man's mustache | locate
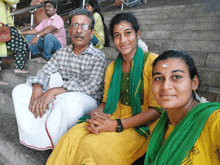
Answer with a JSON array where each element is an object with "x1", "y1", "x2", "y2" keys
[{"x1": 74, "y1": 34, "x2": 84, "y2": 39}]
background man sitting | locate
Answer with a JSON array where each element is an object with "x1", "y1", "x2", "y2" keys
[
  {"x1": 22, "y1": 1, "x2": 66, "y2": 63},
  {"x1": 12, "y1": 8, "x2": 106, "y2": 150}
]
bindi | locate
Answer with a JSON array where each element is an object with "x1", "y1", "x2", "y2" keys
[
  {"x1": 162, "y1": 64, "x2": 168, "y2": 68},
  {"x1": 118, "y1": 26, "x2": 123, "y2": 30}
]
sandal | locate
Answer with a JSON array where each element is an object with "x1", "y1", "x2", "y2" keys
[
  {"x1": 0, "y1": 81, "x2": 9, "y2": 85},
  {"x1": 14, "y1": 69, "x2": 29, "y2": 74}
]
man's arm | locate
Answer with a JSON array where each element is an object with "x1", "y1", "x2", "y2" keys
[
  {"x1": 22, "y1": 25, "x2": 57, "y2": 45},
  {"x1": 21, "y1": 28, "x2": 38, "y2": 35},
  {"x1": 34, "y1": 25, "x2": 57, "y2": 37}
]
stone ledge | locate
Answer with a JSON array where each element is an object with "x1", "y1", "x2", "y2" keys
[{"x1": 0, "y1": 112, "x2": 51, "y2": 165}]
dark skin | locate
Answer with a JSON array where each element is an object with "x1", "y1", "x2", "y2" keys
[{"x1": 85, "y1": 21, "x2": 161, "y2": 135}]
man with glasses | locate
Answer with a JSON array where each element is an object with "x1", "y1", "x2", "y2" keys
[
  {"x1": 13, "y1": 8, "x2": 106, "y2": 150},
  {"x1": 21, "y1": 1, "x2": 66, "y2": 63}
]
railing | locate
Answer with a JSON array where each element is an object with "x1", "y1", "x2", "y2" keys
[
  {"x1": 101, "y1": 0, "x2": 142, "y2": 12},
  {"x1": 11, "y1": 1, "x2": 74, "y2": 32},
  {"x1": 10, "y1": 1, "x2": 74, "y2": 59},
  {"x1": 11, "y1": 4, "x2": 44, "y2": 31}
]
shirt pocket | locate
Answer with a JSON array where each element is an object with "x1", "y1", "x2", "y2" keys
[{"x1": 80, "y1": 64, "x2": 90, "y2": 81}]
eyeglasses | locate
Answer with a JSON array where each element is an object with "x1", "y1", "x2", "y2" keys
[
  {"x1": 70, "y1": 23, "x2": 91, "y2": 31},
  {"x1": 44, "y1": 5, "x2": 53, "y2": 8}
]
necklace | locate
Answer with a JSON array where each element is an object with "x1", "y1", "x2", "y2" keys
[
  {"x1": 169, "y1": 100, "x2": 197, "y2": 127},
  {"x1": 123, "y1": 55, "x2": 134, "y2": 61}
]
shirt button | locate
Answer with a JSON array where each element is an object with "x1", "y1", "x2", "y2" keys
[
  {"x1": 126, "y1": 89, "x2": 128, "y2": 92},
  {"x1": 126, "y1": 102, "x2": 128, "y2": 105},
  {"x1": 127, "y1": 77, "x2": 129, "y2": 80}
]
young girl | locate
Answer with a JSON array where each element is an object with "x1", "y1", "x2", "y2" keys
[
  {"x1": 46, "y1": 12, "x2": 162, "y2": 165},
  {"x1": 145, "y1": 50, "x2": 220, "y2": 164}
]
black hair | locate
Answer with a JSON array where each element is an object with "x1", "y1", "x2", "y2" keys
[
  {"x1": 87, "y1": 0, "x2": 104, "y2": 22},
  {"x1": 109, "y1": 12, "x2": 140, "y2": 39},
  {"x1": 68, "y1": 8, "x2": 95, "y2": 30},
  {"x1": 44, "y1": 1, "x2": 57, "y2": 9},
  {"x1": 153, "y1": 50, "x2": 198, "y2": 80}
]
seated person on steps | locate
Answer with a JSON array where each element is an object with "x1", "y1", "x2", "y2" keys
[
  {"x1": 12, "y1": 8, "x2": 106, "y2": 151},
  {"x1": 21, "y1": 1, "x2": 66, "y2": 63}
]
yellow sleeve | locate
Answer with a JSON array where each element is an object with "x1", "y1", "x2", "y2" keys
[
  {"x1": 207, "y1": 109, "x2": 220, "y2": 152},
  {"x1": 182, "y1": 109, "x2": 220, "y2": 165},
  {"x1": 93, "y1": 12, "x2": 105, "y2": 49},
  {"x1": 143, "y1": 52, "x2": 161, "y2": 109},
  {"x1": 102, "y1": 61, "x2": 115, "y2": 103}
]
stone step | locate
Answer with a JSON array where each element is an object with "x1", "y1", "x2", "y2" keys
[
  {"x1": 141, "y1": 30, "x2": 220, "y2": 41},
  {"x1": 0, "y1": 85, "x2": 14, "y2": 114},
  {"x1": 0, "y1": 110, "x2": 51, "y2": 165},
  {"x1": 104, "y1": 2, "x2": 220, "y2": 17},
  {"x1": 140, "y1": 22, "x2": 220, "y2": 31},
  {"x1": 104, "y1": 4, "x2": 220, "y2": 23},
  {"x1": 144, "y1": 39, "x2": 220, "y2": 53}
]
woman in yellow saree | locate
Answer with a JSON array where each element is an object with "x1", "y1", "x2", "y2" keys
[{"x1": 47, "y1": 12, "x2": 162, "y2": 165}]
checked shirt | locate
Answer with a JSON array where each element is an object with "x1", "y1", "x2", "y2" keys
[{"x1": 27, "y1": 43, "x2": 106, "y2": 104}]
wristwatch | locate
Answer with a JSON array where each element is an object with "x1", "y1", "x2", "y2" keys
[
  {"x1": 115, "y1": 118, "x2": 124, "y2": 133},
  {"x1": 36, "y1": 34, "x2": 40, "y2": 38}
]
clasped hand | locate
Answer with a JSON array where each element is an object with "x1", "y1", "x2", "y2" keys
[
  {"x1": 29, "y1": 89, "x2": 55, "y2": 118},
  {"x1": 85, "y1": 112, "x2": 117, "y2": 135}
]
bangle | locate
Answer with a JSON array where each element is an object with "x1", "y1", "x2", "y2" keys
[{"x1": 33, "y1": 85, "x2": 42, "y2": 88}]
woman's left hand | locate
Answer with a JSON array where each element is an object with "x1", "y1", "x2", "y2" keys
[{"x1": 85, "y1": 112, "x2": 117, "y2": 135}]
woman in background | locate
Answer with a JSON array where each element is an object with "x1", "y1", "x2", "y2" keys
[
  {"x1": 86, "y1": 0, "x2": 106, "y2": 49},
  {"x1": 0, "y1": 0, "x2": 28, "y2": 80}
]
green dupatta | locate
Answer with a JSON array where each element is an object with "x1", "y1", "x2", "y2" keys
[
  {"x1": 78, "y1": 46, "x2": 150, "y2": 137},
  {"x1": 144, "y1": 102, "x2": 220, "y2": 165}
]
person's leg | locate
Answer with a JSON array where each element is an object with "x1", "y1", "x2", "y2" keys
[
  {"x1": 46, "y1": 122, "x2": 90, "y2": 165},
  {"x1": 6, "y1": 27, "x2": 28, "y2": 72},
  {"x1": 46, "y1": 92, "x2": 97, "y2": 146},
  {"x1": 26, "y1": 34, "x2": 44, "y2": 57},
  {"x1": 12, "y1": 84, "x2": 54, "y2": 150},
  {"x1": 0, "y1": 57, "x2": 9, "y2": 84},
  {"x1": 42, "y1": 33, "x2": 62, "y2": 60},
  {"x1": 90, "y1": 34, "x2": 99, "y2": 46},
  {"x1": 0, "y1": 57, "x2": 2, "y2": 71}
]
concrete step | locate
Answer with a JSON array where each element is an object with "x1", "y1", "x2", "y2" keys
[
  {"x1": 0, "y1": 85, "x2": 14, "y2": 114},
  {"x1": 144, "y1": 39, "x2": 220, "y2": 53},
  {"x1": 141, "y1": 30, "x2": 220, "y2": 41},
  {"x1": 104, "y1": 3, "x2": 220, "y2": 23},
  {"x1": 0, "y1": 111, "x2": 51, "y2": 165}
]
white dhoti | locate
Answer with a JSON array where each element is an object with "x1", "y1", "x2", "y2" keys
[{"x1": 12, "y1": 73, "x2": 97, "y2": 150}]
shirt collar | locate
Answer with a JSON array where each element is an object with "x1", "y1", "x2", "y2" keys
[
  {"x1": 50, "y1": 14, "x2": 57, "y2": 20},
  {"x1": 68, "y1": 43, "x2": 95, "y2": 56}
]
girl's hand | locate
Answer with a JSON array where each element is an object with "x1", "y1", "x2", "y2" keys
[{"x1": 85, "y1": 112, "x2": 116, "y2": 134}]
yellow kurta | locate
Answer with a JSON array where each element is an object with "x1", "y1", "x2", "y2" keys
[
  {"x1": 0, "y1": 0, "x2": 18, "y2": 57},
  {"x1": 46, "y1": 52, "x2": 161, "y2": 165},
  {"x1": 151, "y1": 109, "x2": 220, "y2": 164},
  {"x1": 93, "y1": 12, "x2": 105, "y2": 50}
]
